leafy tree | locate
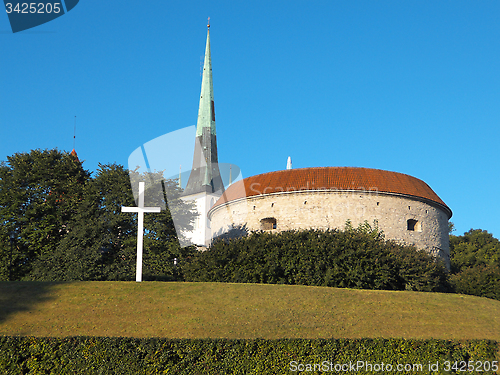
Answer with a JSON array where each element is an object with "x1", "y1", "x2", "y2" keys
[
  {"x1": 450, "y1": 229, "x2": 500, "y2": 273},
  {"x1": 448, "y1": 221, "x2": 455, "y2": 234},
  {"x1": 448, "y1": 229, "x2": 500, "y2": 300},
  {"x1": 29, "y1": 164, "x2": 196, "y2": 281},
  {"x1": 28, "y1": 163, "x2": 135, "y2": 280},
  {"x1": 0, "y1": 149, "x2": 89, "y2": 280}
]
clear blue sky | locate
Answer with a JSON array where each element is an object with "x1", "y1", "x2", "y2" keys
[{"x1": 1, "y1": 1, "x2": 499, "y2": 238}]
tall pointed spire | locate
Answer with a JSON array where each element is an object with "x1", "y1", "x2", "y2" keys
[
  {"x1": 183, "y1": 21, "x2": 224, "y2": 196},
  {"x1": 195, "y1": 19, "x2": 216, "y2": 139}
]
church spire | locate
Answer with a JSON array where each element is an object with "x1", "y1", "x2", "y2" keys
[
  {"x1": 196, "y1": 20, "x2": 216, "y2": 139},
  {"x1": 183, "y1": 21, "x2": 224, "y2": 196}
]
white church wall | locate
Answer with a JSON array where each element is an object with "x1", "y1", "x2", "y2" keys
[{"x1": 182, "y1": 191, "x2": 223, "y2": 247}]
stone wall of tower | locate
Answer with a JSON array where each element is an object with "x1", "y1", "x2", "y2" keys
[{"x1": 208, "y1": 190, "x2": 450, "y2": 268}]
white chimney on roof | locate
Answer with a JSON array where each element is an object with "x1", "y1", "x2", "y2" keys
[{"x1": 286, "y1": 156, "x2": 292, "y2": 170}]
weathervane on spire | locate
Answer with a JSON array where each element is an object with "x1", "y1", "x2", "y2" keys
[{"x1": 207, "y1": 17, "x2": 210, "y2": 29}]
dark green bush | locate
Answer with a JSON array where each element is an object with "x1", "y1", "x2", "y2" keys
[
  {"x1": 450, "y1": 264, "x2": 500, "y2": 300},
  {"x1": 183, "y1": 225, "x2": 450, "y2": 292}
]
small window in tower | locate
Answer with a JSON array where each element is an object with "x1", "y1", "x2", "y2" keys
[
  {"x1": 271, "y1": 203, "x2": 274, "y2": 208},
  {"x1": 407, "y1": 219, "x2": 422, "y2": 232},
  {"x1": 253, "y1": 206, "x2": 256, "y2": 210},
  {"x1": 376, "y1": 202, "x2": 380, "y2": 206},
  {"x1": 408, "y1": 206, "x2": 411, "y2": 210},
  {"x1": 260, "y1": 217, "x2": 277, "y2": 230},
  {"x1": 304, "y1": 201, "x2": 307, "y2": 205}
]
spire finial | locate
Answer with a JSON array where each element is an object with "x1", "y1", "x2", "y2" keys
[{"x1": 207, "y1": 17, "x2": 210, "y2": 29}]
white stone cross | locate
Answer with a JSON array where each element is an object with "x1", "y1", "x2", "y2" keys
[{"x1": 121, "y1": 181, "x2": 161, "y2": 282}]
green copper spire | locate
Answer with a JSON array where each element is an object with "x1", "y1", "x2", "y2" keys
[
  {"x1": 196, "y1": 24, "x2": 216, "y2": 137},
  {"x1": 183, "y1": 21, "x2": 225, "y2": 196}
]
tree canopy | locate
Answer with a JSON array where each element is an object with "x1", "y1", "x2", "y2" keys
[
  {"x1": 0, "y1": 149, "x2": 89, "y2": 279},
  {"x1": 449, "y1": 229, "x2": 500, "y2": 301},
  {"x1": 450, "y1": 229, "x2": 500, "y2": 272},
  {"x1": 0, "y1": 149, "x2": 196, "y2": 281}
]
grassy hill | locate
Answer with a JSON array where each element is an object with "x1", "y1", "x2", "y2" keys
[{"x1": 1, "y1": 281, "x2": 499, "y2": 340}]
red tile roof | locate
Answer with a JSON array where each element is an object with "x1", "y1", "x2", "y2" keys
[{"x1": 213, "y1": 167, "x2": 451, "y2": 217}]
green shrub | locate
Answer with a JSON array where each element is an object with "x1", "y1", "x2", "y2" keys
[{"x1": 183, "y1": 225, "x2": 450, "y2": 292}]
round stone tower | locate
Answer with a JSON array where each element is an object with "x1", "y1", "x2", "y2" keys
[{"x1": 208, "y1": 167, "x2": 452, "y2": 268}]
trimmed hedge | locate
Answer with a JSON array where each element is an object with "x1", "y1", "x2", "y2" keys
[{"x1": 0, "y1": 337, "x2": 498, "y2": 374}]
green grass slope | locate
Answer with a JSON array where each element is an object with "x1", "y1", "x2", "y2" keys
[{"x1": 1, "y1": 281, "x2": 499, "y2": 340}]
